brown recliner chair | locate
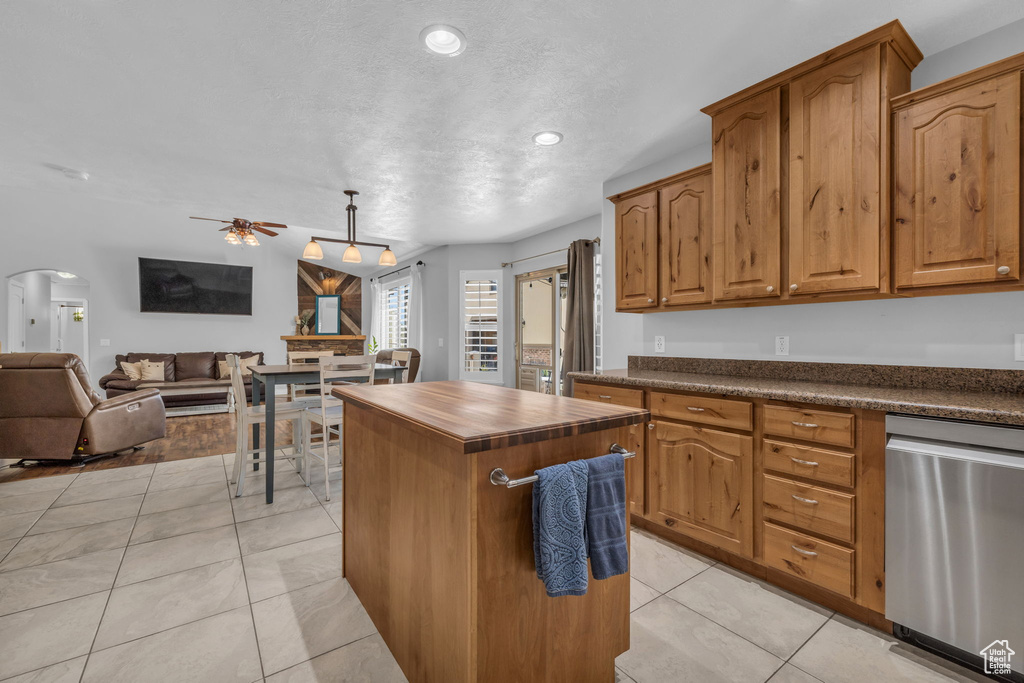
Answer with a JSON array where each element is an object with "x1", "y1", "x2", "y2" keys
[{"x1": 0, "y1": 353, "x2": 166, "y2": 461}]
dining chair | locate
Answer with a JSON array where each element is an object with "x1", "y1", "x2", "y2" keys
[
  {"x1": 389, "y1": 350, "x2": 412, "y2": 383},
  {"x1": 287, "y1": 350, "x2": 334, "y2": 401},
  {"x1": 226, "y1": 354, "x2": 305, "y2": 497},
  {"x1": 301, "y1": 354, "x2": 377, "y2": 501}
]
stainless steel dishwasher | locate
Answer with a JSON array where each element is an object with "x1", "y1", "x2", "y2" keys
[{"x1": 886, "y1": 415, "x2": 1024, "y2": 681}]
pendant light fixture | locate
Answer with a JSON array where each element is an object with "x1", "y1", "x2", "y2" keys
[{"x1": 300, "y1": 190, "x2": 396, "y2": 266}]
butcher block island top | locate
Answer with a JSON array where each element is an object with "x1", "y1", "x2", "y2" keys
[
  {"x1": 332, "y1": 379, "x2": 648, "y2": 453},
  {"x1": 332, "y1": 380, "x2": 648, "y2": 683}
]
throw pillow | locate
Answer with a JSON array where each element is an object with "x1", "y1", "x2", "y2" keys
[
  {"x1": 218, "y1": 355, "x2": 259, "y2": 380},
  {"x1": 120, "y1": 361, "x2": 143, "y2": 380},
  {"x1": 140, "y1": 360, "x2": 165, "y2": 382}
]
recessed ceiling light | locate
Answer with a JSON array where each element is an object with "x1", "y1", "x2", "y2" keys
[
  {"x1": 532, "y1": 131, "x2": 563, "y2": 146},
  {"x1": 56, "y1": 272, "x2": 77, "y2": 279},
  {"x1": 419, "y1": 24, "x2": 467, "y2": 56}
]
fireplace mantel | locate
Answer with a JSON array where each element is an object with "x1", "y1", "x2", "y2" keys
[{"x1": 281, "y1": 335, "x2": 366, "y2": 355}]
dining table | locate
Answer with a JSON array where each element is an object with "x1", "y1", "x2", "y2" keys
[{"x1": 250, "y1": 362, "x2": 406, "y2": 503}]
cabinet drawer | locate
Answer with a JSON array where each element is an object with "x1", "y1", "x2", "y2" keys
[
  {"x1": 573, "y1": 383, "x2": 644, "y2": 409},
  {"x1": 763, "y1": 406, "x2": 855, "y2": 447},
  {"x1": 651, "y1": 392, "x2": 752, "y2": 431},
  {"x1": 763, "y1": 475, "x2": 855, "y2": 543},
  {"x1": 764, "y1": 523, "x2": 855, "y2": 598},
  {"x1": 763, "y1": 440, "x2": 855, "y2": 488}
]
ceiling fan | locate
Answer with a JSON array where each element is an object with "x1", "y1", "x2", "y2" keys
[{"x1": 189, "y1": 216, "x2": 288, "y2": 247}]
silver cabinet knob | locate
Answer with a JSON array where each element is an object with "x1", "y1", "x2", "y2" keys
[
  {"x1": 648, "y1": 423, "x2": 655, "y2": 430},
  {"x1": 790, "y1": 284, "x2": 799, "y2": 292},
  {"x1": 647, "y1": 298, "x2": 654, "y2": 303},
  {"x1": 766, "y1": 285, "x2": 774, "y2": 293},
  {"x1": 997, "y1": 266, "x2": 1011, "y2": 275},
  {"x1": 661, "y1": 297, "x2": 668, "y2": 303}
]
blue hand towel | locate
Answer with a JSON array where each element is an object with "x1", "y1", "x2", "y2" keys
[
  {"x1": 585, "y1": 453, "x2": 629, "y2": 580},
  {"x1": 532, "y1": 460, "x2": 589, "y2": 597}
]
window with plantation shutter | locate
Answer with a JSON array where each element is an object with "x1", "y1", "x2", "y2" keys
[
  {"x1": 460, "y1": 270, "x2": 502, "y2": 382},
  {"x1": 379, "y1": 277, "x2": 411, "y2": 350}
]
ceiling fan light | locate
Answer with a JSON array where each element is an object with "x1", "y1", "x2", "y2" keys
[
  {"x1": 378, "y1": 248, "x2": 397, "y2": 267},
  {"x1": 225, "y1": 231, "x2": 241, "y2": 245},
  {"x1": 342, "y1": 244, "x2": 362, "y2": 263},
  {"x1": 302, "y1": 239, "x2": 324, "y2": 260},
  {"x1": 244, "y1": 233, "x2": 259, "y2": 246}
]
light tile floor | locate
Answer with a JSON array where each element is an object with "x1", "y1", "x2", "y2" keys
[{"x1": 0, "y1": 456, "x2": 988, "y2": 683}]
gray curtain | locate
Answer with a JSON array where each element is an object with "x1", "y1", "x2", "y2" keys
[{"x1": 561, "y1": 239, "x2": 596, "y2": 394}]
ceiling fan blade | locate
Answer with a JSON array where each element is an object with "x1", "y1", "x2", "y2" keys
[
  {"x1": 253, "y1": 221, "x2": 287, "y2": 229},
  {"x1": 219, "y1": 226, "x2": 233, "y2": 231},
  {"x1": 253, "y1": 227, "x2": 279, "y2": 237},
  {"x1": 190, "y1": 216, "x2": 232, "y2": 223}
]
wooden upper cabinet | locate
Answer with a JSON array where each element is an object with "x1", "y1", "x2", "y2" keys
[
  {"x1": 650, "y1": 421, "x2": 753, "y2": 558},
  {"x1": 710, "y1": 88, "x2": 783, "y2": 301},
  {"x1": 892, "y1": 69, "x2": 1022, "y2": 289},
  {"x1": 659, "y1": 166, "x2": 713, "y2": 306},
  {"x1": 788, "y1": 49, "x2": 883, "y2": 294},
  {"x1": 614, "y1": 190, "x2": 659, "y2": 309}
]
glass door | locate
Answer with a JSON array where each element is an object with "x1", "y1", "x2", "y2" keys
[{"x1": 515, "y1": 267, "x2": 566, "y2": 395}]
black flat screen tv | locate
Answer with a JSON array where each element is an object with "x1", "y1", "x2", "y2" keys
[{"x1": 139, "y1": 257, "x2": 253, "y2": 315}]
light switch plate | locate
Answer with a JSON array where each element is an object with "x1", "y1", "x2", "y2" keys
[
  {"x1": 1015, "y1": 334, "x2": 1024, "y2": 361},
  {"x1": 438, "y1": 337, "x2": 444, "y2": 348},
  {"x1": 654, "y1": 336, "x2": 666, "y2": 353},
  {"x1": 775, "y1": 336, "x2": 790, "y2": 356},
  {"x1": 99, "y1": 339, "x2": 111, "y2": 347}
]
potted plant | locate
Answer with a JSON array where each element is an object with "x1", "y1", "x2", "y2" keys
[
  {"x1": 367, "y1": 336, "x2": 379, "y2": 354},
  {"x1": 297, "y1": 309, "x2": 315, "y2": 336}
]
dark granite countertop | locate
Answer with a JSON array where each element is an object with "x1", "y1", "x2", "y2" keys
[{"x1": 568, "y1": 360, "x2": 1024, "y2": 427}]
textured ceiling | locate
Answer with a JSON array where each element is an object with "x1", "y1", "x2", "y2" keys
[{"x1": 2, "y1": 0, "x2": 1022, "y2": 259}]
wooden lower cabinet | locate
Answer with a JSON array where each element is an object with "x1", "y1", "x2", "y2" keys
[
  {"x1": 635, "y1": 389, "x2": 886, "y2": 627},
  {"x1": 573, "y1": 382, "x2": 647, "y2": 515},
  {"x1": 649, "y1": 421, "x2": 753, "y2": 559}
]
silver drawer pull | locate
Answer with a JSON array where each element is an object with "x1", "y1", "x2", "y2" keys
[
  {"x1": 790, "y1": 457, "x2": 819, "y2": 466},
  {"x1": 687, "y1": 406, "x2": 706, "y2": 412},
  {"x1": 791, "y1": 545, "x2": 818, "y2": 557},
  {"x1": 791, "y1": 421, "x2": 819, "y2": 428},
  {"x1": 598, "y1": 395, "x2": 612, "y2": 399},
  {"x1": 792, "y1": 495, "x2": 819, "y2": 505}
]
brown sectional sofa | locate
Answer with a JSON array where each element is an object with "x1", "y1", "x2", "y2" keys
[{"x1": 99, "y1": 351, "x2": 264, "y2": 408}]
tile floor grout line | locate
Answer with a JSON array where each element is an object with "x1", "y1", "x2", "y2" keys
[
  {"x1": 227, "y1": 468, "x2": 268, "y2": 683},
  {"x1": 0, "y1": 584, "x2": 116, "y2": 621},
  {"x1": 657, "y1": 590, "x2": 787, "y2": 665},
  {"x1": 78, "y1": 466, "x2": 155, "y2": 683},
  {"x1": 0, "y1": 544, "x2": 129, "y2": 577},
  {"x1": 784, "y1": 612, "x2": 833, "y2": 664}
]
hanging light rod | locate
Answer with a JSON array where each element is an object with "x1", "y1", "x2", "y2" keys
[{"x1": 301, "y1": 189, "x2": 397, "y2": 266}]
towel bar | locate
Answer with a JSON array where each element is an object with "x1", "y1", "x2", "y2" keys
[{"x1": 488, "y1": 444, "x2": 635, "y2": 488}]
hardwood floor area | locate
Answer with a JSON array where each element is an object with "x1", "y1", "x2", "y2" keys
[{"x1": 0, "y1": 411, "x2": 298, "y2": 484}]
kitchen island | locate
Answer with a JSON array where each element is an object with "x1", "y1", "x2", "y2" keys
[{"x1": 331, "y1": 380, "x2": 649, "y2": 683}]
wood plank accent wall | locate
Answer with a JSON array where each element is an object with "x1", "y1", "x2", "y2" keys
[{"x1": 296, "y1": 260, "x2": 361, "y2": 335}]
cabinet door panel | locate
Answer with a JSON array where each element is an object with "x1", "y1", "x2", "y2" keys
[
  {"x1": 712, "y1": 89, "x2": 782, "y2": 301},
  {"x1": 659, "y1": 171, "x2": 712, "y2": 305},
  {"x1": 789, "y1": 49, "x2": 881, "y2": 294},
  {"x1": 650, "y1": 421, "x2": 753, "y2": 558},
  {"x1": 894, "y1": 72, "x2": 1021, "y2": 288},
  {"x1": 615, "y1": 191, "x2": 659, "y2": 309}
]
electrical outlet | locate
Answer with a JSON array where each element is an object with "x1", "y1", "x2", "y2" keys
[
  {"x1": 1015, "y1": 334, "x2": 1024, "y2": 361},
  {"x1": 99, "y1": 339, "x2": 111, "y2": 347},
  {"x1": 654, "y1": 336, "x2": 666, "y2": 353},
  {"x1": 775, "y1": 336, "x2": 790, "y2": 356}
]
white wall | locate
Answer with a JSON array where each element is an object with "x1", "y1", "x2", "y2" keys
[
  {"x1": 0, "y1": 187, "x2": 299, "y2": 384},
  {"x1": 10, "y1": 271, "x2": 52, "y2": 352},
  {"x1": 600, "y1": 21, "x2": 1024, "y2": 371}
]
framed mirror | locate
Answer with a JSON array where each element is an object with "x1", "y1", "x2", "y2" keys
[{"x1": 315, "y1": 295, "x2": 341, "y2": 335}]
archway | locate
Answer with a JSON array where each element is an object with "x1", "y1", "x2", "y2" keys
[{"x1": 5, "y1": 270, "x2": 91, "y2": 364}]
